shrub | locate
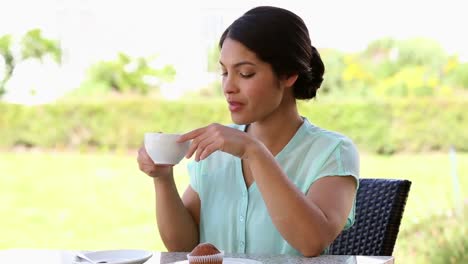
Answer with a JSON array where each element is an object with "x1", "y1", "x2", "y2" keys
[
  {"x1": 397, "y1": 204, "x2": 468, "y2": 264},
  {"x1": 0, "y1": 98, "x2": 466, "y2": 154}
]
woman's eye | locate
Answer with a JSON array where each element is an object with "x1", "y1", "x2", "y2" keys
[
  {"x1": 220, "y1": 71, "x2": 227, "y2": 77},
  {"x1": 240, "y1": 72, "x2": 255, "y2": 78}
]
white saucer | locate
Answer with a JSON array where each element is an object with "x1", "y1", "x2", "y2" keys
[
  {"x1": 172, "y1": 257, "x2": 262, "y2": 264},
  {"x1": 76, "y1": 249, "x2": 153, "y2": 264}
]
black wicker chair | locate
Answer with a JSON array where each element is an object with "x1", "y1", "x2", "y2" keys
[{"x1": 328, "y1": 178, "x2": 411, "y2": 256}]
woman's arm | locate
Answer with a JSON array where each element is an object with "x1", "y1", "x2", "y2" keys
[
  {"x1": 137, "y1": 147, "x2": 199, "y2": 251},
  {"x1": 153, "y1": 176, "x2": 200, "y2": 251},
  {"x1": 245, "y1": 143, "x2": 356, "y2": 256}
]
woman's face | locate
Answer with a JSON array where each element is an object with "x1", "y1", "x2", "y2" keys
[{"x1": 220, "y1": 38, "x2": 289, "y2": 125}]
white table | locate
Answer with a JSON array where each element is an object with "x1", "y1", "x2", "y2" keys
[{"x1": 0, "y1": 249, "x2": 395, "y2": 264}]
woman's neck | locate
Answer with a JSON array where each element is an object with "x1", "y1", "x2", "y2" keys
[{"x1": 248, "y1": 103, "x2": 303, "y2": 156}]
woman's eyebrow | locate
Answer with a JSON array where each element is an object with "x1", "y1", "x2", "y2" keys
[{"x1": 219, "y1": 61, "x2": 256, "y2": 68}]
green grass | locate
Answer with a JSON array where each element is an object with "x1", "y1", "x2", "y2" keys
[
  {"x1": 1, "y1": 151, "x2": 467, "y2": 262},
  {"x1": 0, "y1": 151, "x2": 190, "y2": 250}
]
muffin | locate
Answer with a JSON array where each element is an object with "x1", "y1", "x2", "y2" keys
[{"x1": 187, "y1": 242, "x2": 224, "y2": 264}]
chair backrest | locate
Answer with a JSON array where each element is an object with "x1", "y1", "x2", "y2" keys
[{"x1": 328, "y1": 178, "x2": 411, "y2": 256}]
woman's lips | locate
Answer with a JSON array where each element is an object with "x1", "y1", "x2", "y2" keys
[{"x1": 228, "y1": 101, "x2": 244, "y2": 112}]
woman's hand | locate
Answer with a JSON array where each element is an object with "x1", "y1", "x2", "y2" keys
[
  {"x1": 137, "y1": 146, "x2": 173, "y2": 178},
  {"x1": 178, "y1": 123, "x2": 258, "y2": 161}
]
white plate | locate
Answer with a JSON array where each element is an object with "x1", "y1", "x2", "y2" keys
[
  {"x1": 172, "y1": 257, "x2": 262, "y2": 264},
  {"x1": 76, "y1": 249, "x2": 153, "y2": 264}
]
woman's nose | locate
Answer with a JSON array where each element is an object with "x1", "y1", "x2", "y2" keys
[{"x1": 223, "y1": 76, "x2": 239, "y2": 94}]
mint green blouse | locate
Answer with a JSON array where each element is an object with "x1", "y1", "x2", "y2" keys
[{"x1": 187, "y1": 118, "x2": 360, "y2": 255}]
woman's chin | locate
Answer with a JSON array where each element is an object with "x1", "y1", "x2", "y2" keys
[{"x1": 231, "y1": 114, "x2": 251, "y2": 125}]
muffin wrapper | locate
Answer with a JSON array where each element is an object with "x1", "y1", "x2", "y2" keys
[{"x1": 187, "y1": 250, "x2": 224, "y2": 263}]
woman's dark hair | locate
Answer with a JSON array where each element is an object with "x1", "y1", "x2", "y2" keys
[{"x1": 219, "y1": 6, "x2": 325, "y2": 99}]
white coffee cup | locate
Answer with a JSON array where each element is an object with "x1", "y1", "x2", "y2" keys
[{"x1": 144, "y1": 133, "x2": 190, "y2": 165}]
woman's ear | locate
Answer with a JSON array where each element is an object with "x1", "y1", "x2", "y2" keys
[{"x1": 281, "y1": 74, "x2": 298, "y2": 89}]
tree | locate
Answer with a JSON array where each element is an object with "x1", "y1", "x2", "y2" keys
[
  {"x1": 0, "y1": 29, "x2": 61, "y2": 97},
  {"x1": 85, "y1": 53, "x2": 176, "y2": 94},
  {"x1": 0, "y1": 35, "x2": 14, "y2": 96}
]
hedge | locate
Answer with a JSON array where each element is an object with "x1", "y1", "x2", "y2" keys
[
  {"x1": 1, "y1": 98, "x2": 466, "y2": 154},
  {"x1": 396, "y1": 205, "x2": 468, "y2": 264}
]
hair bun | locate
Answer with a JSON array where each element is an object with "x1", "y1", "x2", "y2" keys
[
  {"x1": 310, "y1": 46, "x2": 324, "y2": 88},
  {"x1": 293, "y1": 46, "x2": 324, "y2": 99}
]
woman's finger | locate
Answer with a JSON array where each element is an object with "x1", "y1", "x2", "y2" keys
[
  {"x1": 186, "y1": 130, "x2": 212, "y2": 159},
  {"x1": 178, "y1": 127, "x2": 205, "y2": 142},
  {"x1": 193, "y1": 135, "x2": 215, "y2": 161},
  {"x1": 137, "y1": 147, "x2": 145, "y2": 163},
  {"x1": 138, "y1": 146, "x2": 150, "y2": 158},
  {"x1": 199, "y1": 140, "x2": 222, "y2": 161}
]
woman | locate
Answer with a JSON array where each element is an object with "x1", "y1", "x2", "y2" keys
[{"x1": 137, "y1": 6, "x2": 359, "y2": 257}]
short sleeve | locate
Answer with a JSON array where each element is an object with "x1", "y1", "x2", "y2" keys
[{"x1": 317, "y1": 137, "x2": 360, "y2": 182}]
